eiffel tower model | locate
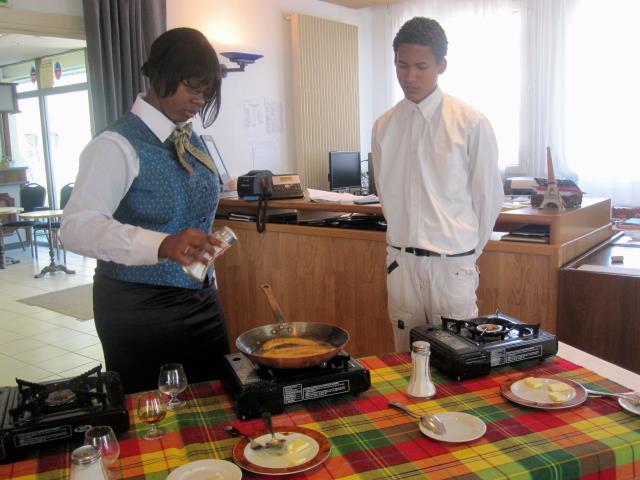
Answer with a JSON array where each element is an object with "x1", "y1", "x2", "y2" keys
[{"x1": 539, "y1": 147, "x2": 564, "y2": 210}]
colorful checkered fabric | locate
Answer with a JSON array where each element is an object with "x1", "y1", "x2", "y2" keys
[{"x1": 2, "y1": 354, "x2": 640, "y2": 479}]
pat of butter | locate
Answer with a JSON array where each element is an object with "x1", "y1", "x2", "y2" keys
[
  {"x1": 288, "y1": 438, "x2": 310, "y2": 454},
  {"x1": 548, "y1": 382, "x2": 571, "y2": 392},
  {"x1": 524, "y1": 377, "x2": 543, "y2": 389},
  {"x1": 285, "y1": 451, "x2": 308, "y2": 465},
  {"x1": 548, "y1": 391, "x2": 568, "y2": 402}
]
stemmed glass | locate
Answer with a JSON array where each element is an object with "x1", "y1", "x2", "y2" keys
[
  {"x1": 136, "y1": 391, "x2": 167, "y2": 440},
  {"x1": 158, "y1": 363, "x2": 188, "y2": 409},
  {"x1": 83, "y1": 425, "x2": 120, "y2": 477}
]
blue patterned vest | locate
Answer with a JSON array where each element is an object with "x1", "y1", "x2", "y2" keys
[{"x1": 96, "y1": 113, "x2": 220, "y2": 289}]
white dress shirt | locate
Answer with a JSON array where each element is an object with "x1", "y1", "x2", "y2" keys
[
  {"x1": 60, "y1": 95, "x2": 186, "y2": 266},
  {"x1": 371, "y1": 87, "x2": 503, "y2": 257}
]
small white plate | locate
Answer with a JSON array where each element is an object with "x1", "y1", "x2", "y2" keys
[
  {"x1": 418, "y1": 412, "x2": 486, "y2": 443},
  {"x1": 244, "y1": 432, "x2": 319, "y2": 469},
  {"x1": 511, "y1": 377, "x2": 577, "y2": 403},
  {"x1": 619, "y1": 397, "x2": 640, "y2": 415},
  {"x1": 167, "y1": 459, "x2": 242, "y2": 480}
]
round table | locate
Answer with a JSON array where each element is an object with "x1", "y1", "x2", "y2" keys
[
  {"x1": 19, "y1": 209, "x2": 75, "y2": 278},
  {"x1": 0, "y1": 206, "x2": 24, "y2": 269}
]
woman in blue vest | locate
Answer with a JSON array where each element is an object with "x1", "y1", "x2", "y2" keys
[{"x1": 61, "y1": 28, "x2": 230, "y2": 394}]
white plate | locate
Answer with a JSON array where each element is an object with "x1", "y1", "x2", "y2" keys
[
  {"x1": 511, "y1": 377, "x2": 577, "y2": 403},
  {"x1": 244, "y1": 432, "x2": 319, "y2": 469},
  {"x1": 619, "y1": 397, "x2": 640, "y2": 415},
  {"x1": 418, "y1": 412, "x2": 486, "y2": 443},
  {"x1": 232, "y1": 425, "x2": 331, "y2": 476},
  {"x1": 167, "y1": 459, "x2": 242, "y2": 480},
  {"x1": 501, "y1": 376, "x2": 588, "y2": 410}
]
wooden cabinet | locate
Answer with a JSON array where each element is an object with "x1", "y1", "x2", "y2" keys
[
  {"x1": 558, "y1": 233, "x2": 640, "y2": 374},
  {"x1": 215, "y1": 196, "x2": 613, "y2": 356}
]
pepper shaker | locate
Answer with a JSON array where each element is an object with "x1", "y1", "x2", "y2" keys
[
  {"x1": 183, "y1": 226, "x2": 238, "y2": 281},
  {"x1": 406, "y1": 340, "x2": 436, "y2": 399}
]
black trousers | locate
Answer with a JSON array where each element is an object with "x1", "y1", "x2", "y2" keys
[{"x1": 93, "y1": 273, "x2": 230, "y2": 394}]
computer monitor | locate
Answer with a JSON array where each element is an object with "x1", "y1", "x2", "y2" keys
[
  {"x1": 200, "y1": 135, "x2": 232, "y2": 187},
  {"x1": 328, "y1": 151, "x2": 361, "y2": 191}
]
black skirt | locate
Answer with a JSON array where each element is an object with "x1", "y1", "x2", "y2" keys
[{"x1": 92, "y1": 273, "x2": 230, "y2": 394}]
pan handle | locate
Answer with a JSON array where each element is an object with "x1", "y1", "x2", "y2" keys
[{"x1": 260, "y1": 284, "x2": 286, "y2": 324}]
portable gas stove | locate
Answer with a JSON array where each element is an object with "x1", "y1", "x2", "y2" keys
[
  {"x1": 410, "y1": 312, "x2": 558, "y2": 380},
  {"x1": 0, "y1": 365, "x2": 130, "y2": 463},
  {"x1": 222, "y1": 351, "x2": 371, "y2": 419}
]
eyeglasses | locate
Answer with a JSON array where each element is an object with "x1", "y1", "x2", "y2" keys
[{"x1": 181, "y1": 80, "x2": 214, "y2": 100}]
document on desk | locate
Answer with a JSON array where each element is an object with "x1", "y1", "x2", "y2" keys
[{"x1": 307, "y1": 189, "x2": 378, "y2": 205}]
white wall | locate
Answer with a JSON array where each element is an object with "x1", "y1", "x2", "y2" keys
[
  {"x1": 9, "y1": 0, "x2": 83, "y2": 16},
  {"x1": 167, "y1": 0, "x2": 373, "y2": 178}
]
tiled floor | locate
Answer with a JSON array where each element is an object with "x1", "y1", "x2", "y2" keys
[
  {"x1": 1, "y1": 243, "x2": 640, "y2": 393},
  {"x1": 0, "y1": 245, "x2": 102, "y2": 386}
]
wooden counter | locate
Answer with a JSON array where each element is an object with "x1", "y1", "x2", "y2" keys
[{"x1": 214, "y1": 196, "x2": 613, "y2": 356}]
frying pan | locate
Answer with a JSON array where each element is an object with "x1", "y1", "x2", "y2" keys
[{"x1": 235, "y1": 284, "x2": 350, "y2": 369}]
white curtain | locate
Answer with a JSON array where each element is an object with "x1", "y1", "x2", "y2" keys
[
  {"x1": 564, "y1": 0, "x2": 640, "y2": 206},
  {"x1": 385, "y1": 0, "x2": 640, "y2": 206}
]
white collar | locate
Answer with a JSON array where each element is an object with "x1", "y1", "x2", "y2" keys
[{"x1": 130, "y1": 94, "x2": 190, "y2": 142}]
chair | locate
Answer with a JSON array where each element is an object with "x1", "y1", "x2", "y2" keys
[
  {"x1": 1, "y1": 183, "x2": 47, "y2": 257},
  {"x1": 22, "y1": 183, "x2": 49, "y2": 258},
  {"x1": 49, "y1": 183, "x2": 74, "y2": 262},
  {"x1": 0, "y1": 193, "x2": 29, "y2": 252}
]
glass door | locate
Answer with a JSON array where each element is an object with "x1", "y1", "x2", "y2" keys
[{"x1": 45, "y1": 90, "x2": 91, "y2": 206}]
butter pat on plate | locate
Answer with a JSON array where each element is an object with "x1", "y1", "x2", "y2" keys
[
  {"x1": 548, "y1": 382, "x2": 572, "y2": 393},
  {"x1": 524, "y1": 377, "x2": 543, "y2": 389}
]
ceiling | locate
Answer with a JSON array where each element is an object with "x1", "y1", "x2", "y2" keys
[
  {"x1": 320, "y1": 0, "x2": 404, "y2": 8},
  {"x1": 0, "y1": 33, "x2": 86, "y2": 68}
]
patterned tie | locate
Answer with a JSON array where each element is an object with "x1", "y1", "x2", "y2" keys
[{"x1": 170, "y1": 123, "x2": 216, "y2": 174}]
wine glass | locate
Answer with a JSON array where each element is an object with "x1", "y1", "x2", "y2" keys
[
  {"x1": 136, "y1": 391, "x2": 167, "y2": 440},
  {"x1": 83, "y1": 426, "x2": 120, "y2": 477},
  {"x1": 158, "y1": 363, "x2": 188, "y2": 409}
]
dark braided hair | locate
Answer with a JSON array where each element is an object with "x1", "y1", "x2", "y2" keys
[{"x1": 393, "y1": 17, "x2": 448, "y2": 62}]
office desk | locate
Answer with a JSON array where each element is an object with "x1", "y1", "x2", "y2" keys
[
  {"x1": 214, "y1": 197, "x2": 613, "y2": 357},
  {"x1": 3, "y1": 353, "x2": 640, "y2": 479}
]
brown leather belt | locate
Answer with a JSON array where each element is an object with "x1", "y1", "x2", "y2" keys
[{"x1": 391, "y1": 246, "x2": 475, "y2": 258}]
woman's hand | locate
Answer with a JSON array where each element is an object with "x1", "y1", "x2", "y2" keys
[{"x1": 158, "y1": 228, "x2": 224, "y2": 266}]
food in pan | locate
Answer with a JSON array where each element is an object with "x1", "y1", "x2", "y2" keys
[{"x1": 258, "y1": 337, "x2": 334, "y2": 358}]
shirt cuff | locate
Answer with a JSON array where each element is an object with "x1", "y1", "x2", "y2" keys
[{"x1": 134, "y1": 229, "x2": 170, "y2": 265}]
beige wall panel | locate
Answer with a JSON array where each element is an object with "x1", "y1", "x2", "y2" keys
[{"x1": 291, "y1": 13, "x2": 360, "y2": 190}]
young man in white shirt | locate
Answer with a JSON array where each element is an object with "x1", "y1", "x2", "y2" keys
[{"x1": 371, "y1": 17, "x2": 503, "y2": 352}]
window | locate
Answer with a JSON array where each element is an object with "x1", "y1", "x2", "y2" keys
[{"x1": 1, "y1": 49, "x2": 91, "y2": 207}]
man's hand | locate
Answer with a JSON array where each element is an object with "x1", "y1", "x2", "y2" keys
[{"x1": 158, "y1": 228, "x2": 224, "y2": 266}]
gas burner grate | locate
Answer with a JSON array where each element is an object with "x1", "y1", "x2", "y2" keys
[
  {"x1": 442, "y1": 314, "x2": 540, "y2": 343},
  {"x1": 10, "y1": 365, "x2": 108, "y2": 425}
]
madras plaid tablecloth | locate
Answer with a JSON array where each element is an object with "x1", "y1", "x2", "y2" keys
[{"x1": 2, "y1": 354, "x2": 640, "y2": 479}]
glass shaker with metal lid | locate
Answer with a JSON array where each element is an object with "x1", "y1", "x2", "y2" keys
[
  {"x1": 69, "y1": 445, "x2": 109, "y2": 480},
  {"x1": 406, "y1": 340, "x2": 437, "y2": 398}
]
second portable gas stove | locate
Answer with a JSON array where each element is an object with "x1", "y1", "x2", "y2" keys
[{"x1": 410, "y1": 312, "x2": 558, "y2": 380}]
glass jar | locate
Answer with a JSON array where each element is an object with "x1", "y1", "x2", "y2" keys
[
  {"x1": 183, "y1": 226, "x2": 238, "y2": 281},
  {"x1": 69, "y1": 445, "x2": 109, "y2": 480},
  {"x1": 406, "y1": 340, "x2": 436, "y2": 399}
]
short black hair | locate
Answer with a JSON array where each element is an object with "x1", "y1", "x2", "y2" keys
[
  {"x1": 393, "y1": 17, "x2": 448, "y2": 62},
  {"x1": 142, "y1": 27, "x2": 222, "y2": 128}
]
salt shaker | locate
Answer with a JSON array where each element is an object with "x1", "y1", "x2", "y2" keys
[
  {"x1": 69, "y1": 445, "x2": 109, "y2": 480},
  {"x1": 406, "y1": 340, "x2": 436, "y2": 399},
  {"x1": 183, "y1": 226, "x2": 238, "y2": 281}
]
